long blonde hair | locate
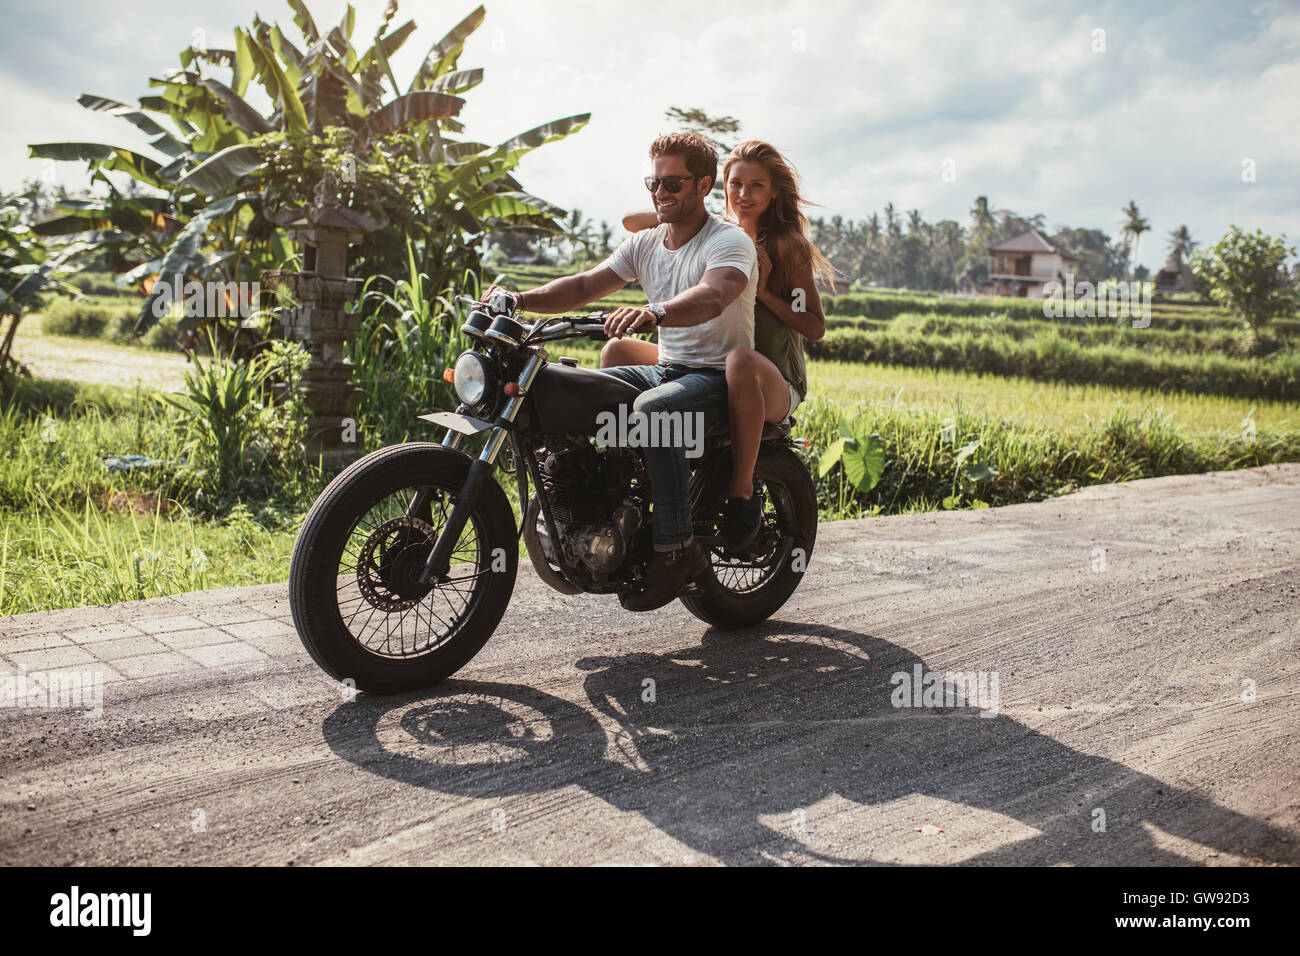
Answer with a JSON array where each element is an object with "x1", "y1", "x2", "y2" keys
[{"x1": 722, "y1": 140, "x2": 835, "y2": 294}]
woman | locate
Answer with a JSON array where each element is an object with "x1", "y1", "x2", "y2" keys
[{"x1": 604, "y1": 140, "x2": 833, "y2": 551}]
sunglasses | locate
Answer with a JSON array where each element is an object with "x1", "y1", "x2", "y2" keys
[{"x1": 644, "y1": 175, "x2": 696, "y2": 194}]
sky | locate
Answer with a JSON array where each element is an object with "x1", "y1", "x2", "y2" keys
[{"x1": 1, "y1": 0, "x2": 1297, "y2": 272}]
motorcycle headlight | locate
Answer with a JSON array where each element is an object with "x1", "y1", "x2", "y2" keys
[{"x1": 453, "y1": 350, "x2": 493, "y2": 408}]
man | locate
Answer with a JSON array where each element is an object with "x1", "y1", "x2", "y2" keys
[{"x1": 482, "y1": 132, "x2": 758, "y2": 611}]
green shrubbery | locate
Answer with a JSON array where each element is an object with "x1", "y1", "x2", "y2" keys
[
  {"x1": 828, "y1": 312, "x2": 1256, "y2": 356},
  {"x1": 40, "y1": 295, "x2": 181, "y2": 350},
  {"x1": 820, "y1": 289, "x2": 1300, "y2": 336},
  {"x1": 824, "y1": 291, "x2": 1045, "y2": 321},
  {"x1": 65, "y1": 270, "x2": 127, "y2": 298},
  {"x1": 40, "y1": 297, "x2": 131, "y2": 338}
]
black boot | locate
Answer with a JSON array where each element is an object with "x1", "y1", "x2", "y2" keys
[
  {"x1": 724, "y1": 493, "x2": 763, "y2": 552},
  {"x1": 620, "y1": 539, "x2": 709, "y2": 612}
]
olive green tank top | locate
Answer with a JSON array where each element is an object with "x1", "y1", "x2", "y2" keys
[{"x1": 753, "y1": 298, "x2": 807, "y2": 401}]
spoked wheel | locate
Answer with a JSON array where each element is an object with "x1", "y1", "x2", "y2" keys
[
  {"x1": 681, "y1": 444, "x2": 818, "y2": 628},
  {"x1": 289, "y1": 443, "x2": 518, "y2": 693}
]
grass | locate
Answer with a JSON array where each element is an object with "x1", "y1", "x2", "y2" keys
[
  {"x1": 809, "y1": 358, "x2": 1299, "y2": 433},
  {"x1": 0, "y1": 495, "x2": 301, "y2": 616},
  {"x1": 808, "y1": 325, "x2": 1300, "y2": 400},
  {"x1": 0, "y1": 375, "x2": 323, "y2": 615},
  {"x1": 792, "y1": 393, "x2": 1299, "y2": 517},
  {"x1": 6, "y1": 311, "x2": 189, "y2": 393},
  {"x1": 3, "y1": 267, "x2": 1298, "y2": 617},
  {"x1": 3, "y1": 367, "x2": 1297, "y2": 616},
  {"x1": 514, "y1": 338, "x2": 1300, "y2": 433},
  {"x1": 827, "y1": 312, "x2": 1269, "y2": 357}
]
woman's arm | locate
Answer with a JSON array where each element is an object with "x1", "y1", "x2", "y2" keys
[
  {"x1": 621, "y1": 210, "x2": 659, "y2": 233},
  {"x1": 758, "y1": 255, "x2": 826, "y2": 341}
]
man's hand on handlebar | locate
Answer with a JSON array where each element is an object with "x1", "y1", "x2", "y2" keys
[
  {"x1": 604, "y1": 306, "x2": 656, "y2": 339},
  {"x1": 478, "y1": 284, "x2": 520, "y2": 313}
]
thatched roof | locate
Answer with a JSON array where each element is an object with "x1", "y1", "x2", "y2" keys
[{"x1": 987, "y1": 228, "x2": 1079, "y2": 260}]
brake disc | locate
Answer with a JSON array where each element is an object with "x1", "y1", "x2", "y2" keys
[{"x1": 357, "y1": 515, "x2": 436, "y2": 611}]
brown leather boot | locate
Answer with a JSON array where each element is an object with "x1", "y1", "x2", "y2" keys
[{"x1": 620, "y1": 539, "x2": 709, "y2": 612}]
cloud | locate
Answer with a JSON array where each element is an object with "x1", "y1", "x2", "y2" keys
[{"x1": 0, "y1": 0, "x2": 1295, "y2": 270}]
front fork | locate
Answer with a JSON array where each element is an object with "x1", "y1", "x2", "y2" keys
[{"x1": 415, "y1": 350, "x2": 544, "y2": 585}]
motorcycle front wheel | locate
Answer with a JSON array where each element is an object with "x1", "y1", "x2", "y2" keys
[{"x1": 289, "y1": 442, "x2": 518, "y2": 694}]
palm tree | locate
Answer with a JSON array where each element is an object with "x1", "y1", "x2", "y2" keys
[
  {"x1": 883, "y1": 203, "x2": 900, "y2": 238},
  {"x1": 933, "y1": 219, "x2": 965, "y2": 288},
  {"x1": 1167, "y1": 224, "x2": 1196, "y2": 260},
  {"x1": 561, "y1": 207, "x2": 593, "y2": 263},
  {"x1": 596, "y1": 220, "x2": 614, "y2": 258},
  {"x1": 881, "y1": 204, "x2": 901, "y2": 287},
  {"x1": 1121, "y1": 200, "x2": 1150, "y2": 279}
]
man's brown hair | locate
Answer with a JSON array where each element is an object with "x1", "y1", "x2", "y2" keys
[{"x1": 649, "y1": 132, "x2": 718, "y2": 192}]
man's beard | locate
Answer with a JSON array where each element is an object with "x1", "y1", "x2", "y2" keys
[{"x1": 656, "y1": 192, "x2": 697, "y2": 223}]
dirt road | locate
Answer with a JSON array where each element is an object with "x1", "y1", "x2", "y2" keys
[
  {"x1": 2, "y1": 464, "x2": 1297, "y2": 865},
  {"x1": 11, "y1": 326, "x2": 188, "y2": 391}
]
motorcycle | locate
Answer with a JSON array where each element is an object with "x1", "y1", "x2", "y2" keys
[{"x1": 288, "y1": 292, "x2": 819, "y2": 693}]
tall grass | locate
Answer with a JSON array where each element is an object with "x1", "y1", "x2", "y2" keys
[
  {"x1": 0, "y1": 490, "x2": 302, "y2": 615},
  {"x1": 796, "y1": 393, "x2": 1300, "y2": 516},
  {"x1": 346, "y1": 240, "x2": 476, "y2": 448},
  {"x1": 0, "y1": 355, "x2": 328, "y2": 615},
  {"x1": 152, "y1": 331, "x2": 313, "y2": 509}
]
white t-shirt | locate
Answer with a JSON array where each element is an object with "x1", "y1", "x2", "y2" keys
[{"x1": 602, "y1": 214, "x2": 757, "y2": 369}]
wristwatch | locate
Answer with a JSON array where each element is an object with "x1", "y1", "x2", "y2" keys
[{"x1": 646, "y1": 303, "x2": 666, "y2": 328}]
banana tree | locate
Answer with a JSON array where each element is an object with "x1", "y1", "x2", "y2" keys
[
  {"x1": 0, "y1": 193, "x2": 92, "y2": 382},
  {"x1": 28, "y1": 0, "x2": 590, "y2": 335}
]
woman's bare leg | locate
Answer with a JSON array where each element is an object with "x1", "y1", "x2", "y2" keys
[
  {"x1": 600, "y1": 338, "x2": 659, "y2": 368},
  {"x1": 725, "y1": 348, "x2": 792, "y2": 498}
]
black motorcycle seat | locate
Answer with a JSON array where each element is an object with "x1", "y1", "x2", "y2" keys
[{"x1": 700, "y1": 416, "x2": 797, "y2": 456}]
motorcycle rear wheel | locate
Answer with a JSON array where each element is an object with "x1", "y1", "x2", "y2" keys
[
  {"x1": 289, "y1": 443, "x2": 518, "y2": 693},
  {"x1": 680, "y1": 444, "x2": 817, "y2": 628}
]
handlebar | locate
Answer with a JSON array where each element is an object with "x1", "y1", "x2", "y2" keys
[
  {"x1": 523, "y1": 314, "x2": 611, "y2": 342},
  {"x1": 456, "y1": 294, "x2": 642, "y2": 344}
]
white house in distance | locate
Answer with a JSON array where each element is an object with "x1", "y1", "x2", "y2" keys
[{"x1": 987, "y1": 228, "x2": 1079, "y2": 298}]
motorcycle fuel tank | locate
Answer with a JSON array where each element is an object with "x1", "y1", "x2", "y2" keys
[{"x1": 528, "y1": 363, "x2": 641, "y2": 436}]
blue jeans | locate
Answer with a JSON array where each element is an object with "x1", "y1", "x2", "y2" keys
[{"x1": 597, "y1": 363, "x2": 731, "y2": 550}]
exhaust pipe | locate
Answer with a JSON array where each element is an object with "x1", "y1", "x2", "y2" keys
[{"x1": 522, "y1": 495, "x2": 581, "y2": 594}]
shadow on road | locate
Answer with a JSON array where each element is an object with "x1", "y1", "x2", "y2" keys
[{"x1": 321, "y1": 621, "x2": 1297, "y2": 865}]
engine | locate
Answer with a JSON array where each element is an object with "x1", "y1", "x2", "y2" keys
[{"x1": 533, "y1": 439, "x2": 644, "y2": 582}]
